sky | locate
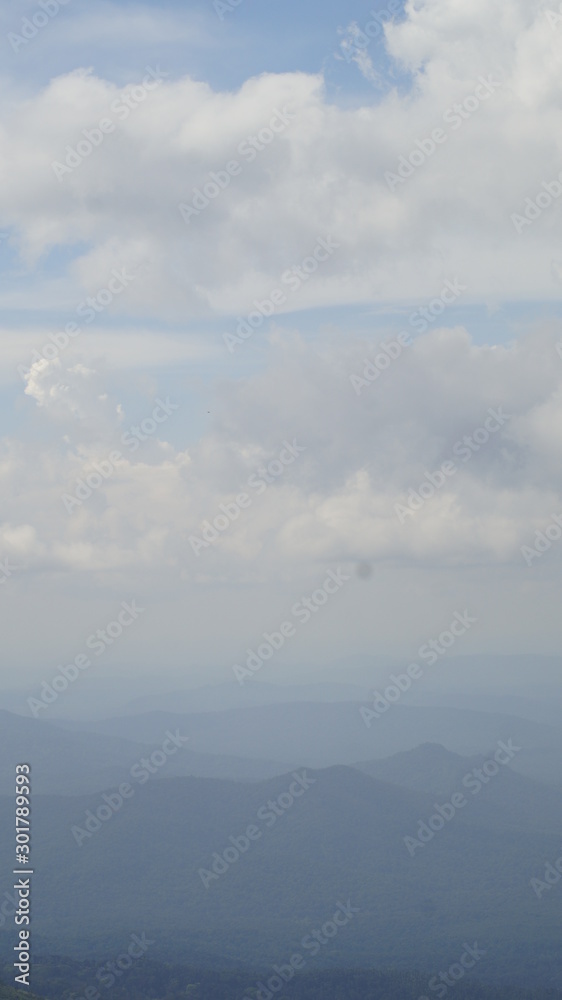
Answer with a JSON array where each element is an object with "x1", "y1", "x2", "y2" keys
[{"x1": 1, "y1": 0, "x2": 562, "y2": 699}]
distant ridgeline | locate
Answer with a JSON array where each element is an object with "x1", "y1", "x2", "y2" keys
[
  {"x1": 2, "y1": 963, "x2": 562, "y2": 1000},
  {"x1": 1, "y1": 705, "x2": 561, "y2": 992}
]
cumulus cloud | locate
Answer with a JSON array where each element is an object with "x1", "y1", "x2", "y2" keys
[
  {"x1": 1, "y1": 324, "x2": 560, "y2": 587},
  {"x1": 24, "y1": 357, "x2": 117, "y2": 425},
  {"x1": 3, "y1": 0, "x2": 562, "y2": 673},
  {"x1": 0, "y1": 0, "x2": 561, "y2": 318}
]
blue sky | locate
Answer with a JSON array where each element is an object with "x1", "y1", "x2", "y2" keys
[{"x1": 1, "y1": 0, "x2": 407, "y2": 95}]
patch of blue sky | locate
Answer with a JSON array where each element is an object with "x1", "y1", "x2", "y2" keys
[{"x1": 1, "y1": 0, "x2": 412, "y2": 106}]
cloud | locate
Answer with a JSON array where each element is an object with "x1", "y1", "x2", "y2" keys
[
  {"x1": 1, "y1": 324, "x2": 561, "y2": 587},
  {"x1": 24, "y1": 357, "x2": 115, "y2": 423},
  {"x1": 338, "y1": 22, "x2": 386, "y2": 87},
  {"x1": 3, "y1": 0, "x2": 562, "y2": 672},
  {"x1": 0, "y1": 1, "x2": 209, "y2": 53},
  {"x1": 0, "y1": 1, "x2": 562, "y2": 319},
  {"x1": 0, "y1": 326, "x2": 216, "y2": 387}
]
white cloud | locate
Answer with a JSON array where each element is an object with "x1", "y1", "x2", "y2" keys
[
  {"x1": 3, "y1": 0, "x2": 562, "y2": 674},
  {"x1": 338, "y1": 22, "x2": 386, "y2": 86},
  {"x1": 0, "y1": 1, "x2": 562, "y2": 317},
  {"x1": 1, "y1": 324, "x2": 562, "y2": 587},
  {"x1": 24, "y1": 357, "x2": 113, "y2": 421}
]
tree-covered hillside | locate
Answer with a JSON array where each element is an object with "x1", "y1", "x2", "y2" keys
[
  {"x1": 0, "y1": 763, "x2": 560, "y2": 987},
  {"x1": 0, "y1": 981, "x2": 45, "y2": 1000},
  {"x1": 2, "y1": 962, "x2": 562, "y2": 1000}
]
